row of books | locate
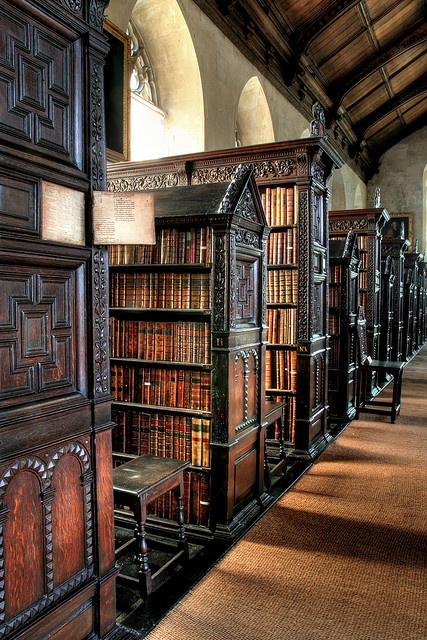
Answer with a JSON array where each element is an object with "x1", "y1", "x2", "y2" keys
[
  {"x1": 268, "y1": 395, "x2": 296, "y2": 442},
  {"x1": 329, "y1": 286, "x2": 340, "y2": 307},
  {"x1": 267, "y1": 228, "x2": 298, "y2": 265},
  {"x1": 329, "y1": 265, "x2": 341, "y2": 284},
  {"x1": 328, "y1": 311, "x2": 339, "y2": 334},
  {"x1": 329, "y1": 340, "x2": 339, "y2": 369},
  {"x1": 359, "y1": 271, "x2": 367, "y2": 289},
  {"x1": 110, "y1": 318, "x2": 211, "y2": 364},
  {"x1": 266, "y1": 308, "x2": 297, "y2": 345},
  {"x1": 267, "y1": 269, "x2": 298, "y2": 304},
  {"x1": 360, "y1": 252, "x2": 369, "y2": 268},
  {"x1": 111, "y1": 364, "x2": 211, "y2": 411},
  {"x1": 109, "y1": 271, "x2": 211, "y2": 309},
  {"x1": 265, "y1": 349, "x2": 297, "y2": 391},
  {"x1": 112, "y1": 407, "x2": 210, "y2": 467},
  {"x1": 261, "y1": 186, "x2": 297, "y2": 226},
  {"x1": 108, "y1": 226, "x2": 211, "y2": 265}
]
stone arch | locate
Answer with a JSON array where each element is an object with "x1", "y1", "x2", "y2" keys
[
  {"x1": 236, "y1": 77, "x2": 274, "y2": 146},
  {"x1": 106, "y1": 0, "x2": 204, "y2": 158},
  {"x1": 353, "y1": 183, "x2": 364, "y2": 208}
]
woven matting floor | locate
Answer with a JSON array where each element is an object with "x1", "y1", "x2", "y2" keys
[{"x1": 144, "y1": 345, "x2": 427, "y2": 640}]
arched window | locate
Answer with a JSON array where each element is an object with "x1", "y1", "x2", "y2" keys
[{"x1": 128, "y1": 20, "x2": 166, "y2": 161}]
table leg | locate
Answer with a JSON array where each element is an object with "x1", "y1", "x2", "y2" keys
[
  {"x1": 134, "y1": 497, "x2": 152, "y2": 598},
  {"x1": 176, "y1": 479, "x2": 188, "y2": 560}
]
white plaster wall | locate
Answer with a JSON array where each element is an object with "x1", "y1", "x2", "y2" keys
[
  {"x1": 367, "y1": 126, "x2": 427, "y2": 250},
  {"x1": 178, "y1": 0, "x2": 308, "y2": 149},
  {"x1": 329, "y1": 164, "x2": 367, "y2": 210}
]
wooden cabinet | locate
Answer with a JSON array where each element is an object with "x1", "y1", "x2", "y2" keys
[
  {"x1": 108, "y1": 167, "x2": 271, "y2": 541},
  {"x1": 381, "y1": 236, "x2": 410, "y2": 361},
  {"x1": 107, "y1": 138, "x2": 343, "y2": 461},
  {"x1": 329, "y1": 208, "x2": 389, "y2": 397},
  {"x1": 0, "y1": 1, "x2": 119, "y2": 638},
  {"x1": 328, "y1": 231, "x2": 360, "y2": 425}
]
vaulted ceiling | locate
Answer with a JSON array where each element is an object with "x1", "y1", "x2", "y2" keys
[{"x1": 192, "y1": 0, "x2": 427, "y2": 181}]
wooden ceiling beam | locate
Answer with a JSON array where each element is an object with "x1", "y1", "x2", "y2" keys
[
  {"x1": 292, "y1": 0, "x2": 360, "y2": 54},
  {"x1": 354, "y1": 76, "x2": 427, "y2": 137},
  {"x1": 328, "y1": 21, "x2": 427, "y2": 110}
]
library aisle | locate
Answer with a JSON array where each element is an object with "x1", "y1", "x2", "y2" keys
[{"x1": 139, "y1": 344, "x2": 427, "y2": 640}]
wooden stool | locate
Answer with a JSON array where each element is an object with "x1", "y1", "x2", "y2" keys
[
  {"x1": 263, "y1": 399, "x2": 287, "y2": 489},
  {"x1": 113, "y1": 454, "x2": 190, "y2": 598}
]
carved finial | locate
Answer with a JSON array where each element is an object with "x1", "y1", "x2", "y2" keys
[
  {"x1": 310, "y1": 102, "x2": 328, "y2": 140},
  {"x1": 235, "y1": 128, "x2": 242, "y2": 148},
  {"x1": 374, "y1": 185, "x2": 381, "y2": 208},
  {"x1": 415, "y1": 238, "x2": 419, "y2": 253}
]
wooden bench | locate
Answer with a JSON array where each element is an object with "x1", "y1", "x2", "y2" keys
[{"x1": 113, "y1": 454, "x2": 190, "y2": 598}]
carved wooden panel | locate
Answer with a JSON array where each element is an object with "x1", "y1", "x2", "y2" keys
[
  {"x1": 0, "y1": 264, "x2": 83, "y2": 407},
  {"x1": 0, "y1": 169, "x2": 39, "y2": 236},
  {"x1": 232, "y1": 349, "x2": 258, "y2": 433},
  {"x1": 0, "y1": 440, "x2": 93, "y2": 635},
  {"x1": 235, "y1": 258, "x2": 257, "y2": 325},
  {"x1": 0, "y1": 0, "x2": 81, "y2": 166}
]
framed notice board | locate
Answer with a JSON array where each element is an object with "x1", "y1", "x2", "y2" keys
[{"x1": 103, "y1": 19, "x2": 131, "y2": 162}]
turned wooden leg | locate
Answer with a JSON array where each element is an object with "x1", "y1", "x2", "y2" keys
[
  {"x1": 134, "y1": 497, "x2": 151, "y2": 598},
  {"x1": 176, "y1": 481, "x2": 188, "y2": 560}
]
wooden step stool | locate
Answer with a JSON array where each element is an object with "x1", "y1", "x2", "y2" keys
[{"x1": 113, "y1": 454, "x2": 190, "y2": 598}]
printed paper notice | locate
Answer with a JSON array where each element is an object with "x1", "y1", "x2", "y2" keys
[
  {"x1": 93, "y1": 191, "x2": 155, "y2": 245},
  {"x1": 42, "y1": 181, "x2": 85, "y2": 245}
]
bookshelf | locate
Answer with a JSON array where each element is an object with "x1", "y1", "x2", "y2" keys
[
  {"x1": 381, "y1": 235, "x2": 410, "y2": 361},
  {"x1": 329, "y1": 208, "x2": 389, "y2": 397},
  {"x1": 107, "y1": 137, "x2": 343, "y2": 461},
  {"x1": 379, "y1": 254, "x2": 394, "y2": 363},
  {"x1": 328, "y1": 230, "x2": 360, "y2": 425},
  {"x1": 403, "y1": 245, "x2": 424, "y2": 359},
  {"x1": 109, "y1": 166, "x2": 271, "y2": 541}
]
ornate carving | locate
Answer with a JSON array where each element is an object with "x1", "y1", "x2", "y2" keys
[
  {"x1": 329, "y1": 218, "x2": 369, "y2": 232},
  {"x1": 230, "y1": 234, "x2": 236, "y2": 328},
  {"x1": 235, "y1": 188, "x2": 258, "y2": 222},
  {"x1": 108, "y1": 172, "x2": 183, "y2": 192},
  {"x1": 89, "y1": 62, "x2": 105, "y2": 190},
  {"x1": 235, "y1": 258, "x2": 256, "y2": 325},
  {"x1": 298, "y1": 190, "x2": 309, "y2": 340},
  {"x1": 192, "y1": 158, "x2": 295, "y2": 185},
  {"x1": 213, "y1": 236, "x2": 227, "y2": 331},
  {"x1": 296, "y1": 153, "x2": 308, "y2": 176},
  {"x1": 0, "y1": 444, "x2": 94, "y2": 634},
  {"x1": 88, "y1": 0, "x2": 110, "y2": 30},
  {"x1": 93, "y1": 249, "x2": 109, "y2": 395},
  {"x1": 56, "y1": 0, "x2": 82, "y2": 12},
  {"x1": 234, "y1": 348, "x2": 259, "y2": 433},
  {"x1": 310, "y1": 101, "x2": 328, "y2": 140},
  {"x1": 235, "y1": 228, "x2": 259, "y2": 248}
]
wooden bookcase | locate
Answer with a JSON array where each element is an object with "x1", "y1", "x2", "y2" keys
[
  {"x1": 403, "y1": 245, "x2": 424, "y2": 359},
  {"x1": 328, "y1": 230, "x2": 360, "y2": 425},
  {"x1": 329, "y1": 208, "x2": 390, "y2": 396},
  {"x1": 379, "y1": 254, "x2": 394, "y2": 364},
  {"x1": 108, "y1": 167, "x2": 271, "y2": 541},
  {"x1": 381, "y1": 235, "x2": 410, "y2": 361},
  {"x1": 0, "y1": 1, "x2": 120, "y2": 639},
  {"x1": 107, "y1": 138, "x2": 343, "y2": 461}
]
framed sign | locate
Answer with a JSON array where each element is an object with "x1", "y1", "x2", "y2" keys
[
  {"x1": 382, "y1": 213, "x2": 413, "y2": 248},
  {"x1": 103, "y1": 19, "x2": 131, "y2": 162}
]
